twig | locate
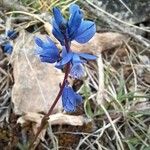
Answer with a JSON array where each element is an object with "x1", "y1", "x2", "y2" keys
[
  {"x1": 6, "y1": 11, "x2": 46, "y2": 24},
  {"x1": 100, "y1": 104, "x2": 124, "y2": 150},
  {"x1": 118, "y1": 0, "x2": 133, "y2": 14},
  {"x1": 96, "y1": 53, "x2": 105, "y2": 105}
]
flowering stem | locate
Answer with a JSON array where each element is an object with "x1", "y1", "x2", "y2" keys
[{"x1": 29, "y1": 36, "x2": 70, "y2": 149}]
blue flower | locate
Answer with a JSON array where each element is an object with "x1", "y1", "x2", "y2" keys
[
  {"x1": 52, "y1": 4, "x2": 96, "y2": 45},
  {"x1": 70, "y1": 63, "x2": 85, "y2": 79},
  {"x1": 7, "y1": 30, "x2": 18, "y2": 40},
  {"x1": 1, "y1": 42, "x2": 13, "y2": 54},
  {"x1": 56, "y1": 48, "x2": 97, "y2": 78},
  {"x1": 35, "y1": 36, "x2": 59, "y2": 63},
  {"x1": 62, "y1": 85, "x2": 82, "y2": 112}
]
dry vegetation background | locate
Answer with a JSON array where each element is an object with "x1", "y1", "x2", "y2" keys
[{"x1": 0, "y1": 0, "x2": 150, "y2": 150}]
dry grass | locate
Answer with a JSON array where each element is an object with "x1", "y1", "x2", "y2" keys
[
  {"x1": 82, "y1": 39, "x2": 150, "y2": 150},
  {"x1": 0, "y1": 0, "x2": 150, "y2": 150}
]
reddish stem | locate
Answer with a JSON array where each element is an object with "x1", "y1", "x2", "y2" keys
[{"x1": 29, "y1": 35, "x2": 70, "y2": 149}]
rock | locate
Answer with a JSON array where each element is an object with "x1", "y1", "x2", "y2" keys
[
  {"x1": 71, "y1": 32, "x2": 128, "y2": 54},
  {"x1": 12, "y1": 31, "x2": 64, "y2": 115},
  {"x1": 81, "y1": 0, "x2": 150, "y2": 37},
  {"x1": 90, "y1": 0, "x2": 150, "y2": 24}
]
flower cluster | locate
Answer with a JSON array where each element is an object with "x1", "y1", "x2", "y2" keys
[
  {"x1": 0, "y1": 29, "x2": 18, "y2": 54},
  {"x1": 35, "y1": 4, "x2": 97, "y2": 112}
]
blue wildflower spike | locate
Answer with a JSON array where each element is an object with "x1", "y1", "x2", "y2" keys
[
  {"x1": 62, "y1": 85, "x2": 82, "y2": 112},
  {"x1": 35, "y1": 36, "x2": 59, "y2": 63},
  {"x1": 2, "y1": 42, "x2": 13, "y2": 54},
  {"x1": 52, "y1": 4, "x2": 96, "y2": 45},
  {"x1": 34, "y1": 4, "x2": 97, "y2": 115}
]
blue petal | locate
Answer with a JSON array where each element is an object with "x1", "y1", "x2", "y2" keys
[
  {"x1": 7, "y1": 30, "x2": 18, "y2": 40},
  {"x1": 56, "y1": 52, "x2": 73, "y2": 67},
  {"x1": 72, "y1": 53, "x2": 82, "y2": 63},
  {"x1": 37, "y1": 45, "x2": 59, "y2": 63},
  {"x1": 52, "y1": 6, "x2": 66, "y2": 44},
  {"x1": 45, "y1": 36, "x2": 59, "y2": 53},
  {"x1": 52, "y1": 18, "x2": 65, "y2": 45},
  {"x1": 62, "y1": 86, "x2": 76, "y2": 112},
  {"x1": 34, "y1": 37, "x2": 44, "y2": 47},
  {"x1": 70, "y1": 63, "x2": 85, "y2": 79},
  {"x1": 38, "y1": 50, "x2": 59, "y2": 63},
  {"x1": 53, "y1": 7, "x2": 64, "y2": 27},
  {"x1": 75, "y1": 20, "x2": 96, "y2": 43},
  {"x1": 55, "y1": 64, "x2": 64, "y2": 70},
  {"x1": 46, "y1": 36, "x2": 54, "y2": 44},
  {"x1": 79, "y1": 53, "x2": 97, "y2": 60},
  {"x1": 62, "y1": 86, "x2": 82, "y2": 112},
  {"x1": 35, "y1": 36, "x2": 59, "y2": 63},
  {"x1": 69, "y1": 4, "x2": 80, "y2": 14},
  {"x1": 68, "y1": 4, "x2": 83, "y2": 40},
  {"x1": 2, "y1": 42, "x2": 13, "y2": 54},
  {"x1": 75, "y1": 93, "x2": 82, "y2": 104},
  {"x1": 55, "y1": 46, "x2": 68, "y2": 69},
  {"x1": 40, "y1": 55, "x2": 58, "y2": 63},
  {"x1": 52, "y1": 7, "x2": 66, "y2": 44},
  {"x1": 52, "y1": 27, "x2": 64, "y2": 45}
]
